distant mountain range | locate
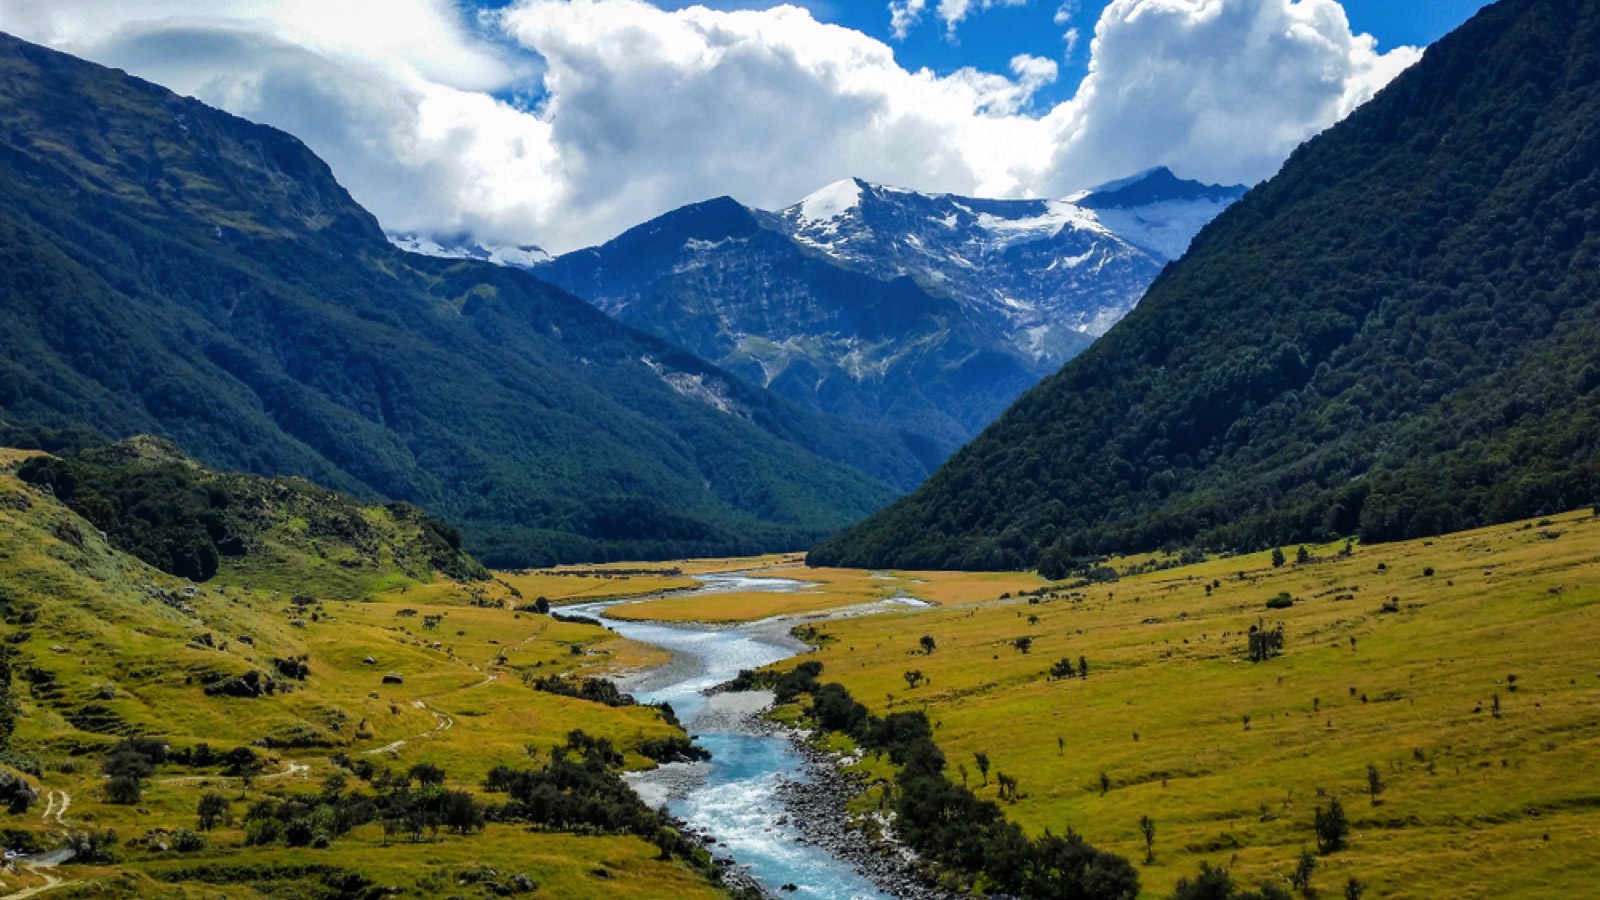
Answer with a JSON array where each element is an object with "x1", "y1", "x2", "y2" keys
[
  {"x1": 813, "y1": 0, "x2": 1600, "y2": 572},
  {"x1": 506, "y1": 169, "x2": 1245, "y2": 461},
  {"x1": 0, "y1": 32, "x2": 930, "y2": 567}
]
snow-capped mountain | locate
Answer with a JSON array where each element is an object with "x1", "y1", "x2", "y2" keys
[
  {"x1": 536, "y1": 168, "x2": 1245, "y2": 462},
  {"x1": 388, "y1": 233, "x2": 551, "y2": 268}
]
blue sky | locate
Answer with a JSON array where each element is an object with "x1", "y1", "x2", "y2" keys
[{"x1": 627, "y1": 0, "x2": 1493, "y2": 108}]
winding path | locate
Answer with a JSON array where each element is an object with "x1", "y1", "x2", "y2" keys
[
  {"x1": 37, "y1": 791, "x2": 69, "y2": 827},
  {"x1": 362, "y1": 701, "x2": 454, "y2": 756}
]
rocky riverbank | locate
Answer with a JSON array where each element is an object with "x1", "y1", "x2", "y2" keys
[{"x1": 740, "y1": 704, "x2": 963, "y2": 900}]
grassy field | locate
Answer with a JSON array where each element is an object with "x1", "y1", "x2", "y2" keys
[
  {"x1": 609, "y1": 565, "x2": 1054, "y2": 623},
  {"x1": 0, "y1": 458, "x2": 727, "y2": 898},
  {"x1": 709, "y1": 510, "x2": 1600, "y2": 898}
]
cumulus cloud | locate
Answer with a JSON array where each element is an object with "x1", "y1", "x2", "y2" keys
[
  {"x1": 1039, "y1": 0, "x2": 1422, "y2": 190},
  {"x1": 0, "y1": 0, "x2": 1422, "y2": 253}
]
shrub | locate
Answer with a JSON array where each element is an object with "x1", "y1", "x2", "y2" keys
[
  {"x1": 171, "y1": 829, "x2": 207, "y2": 853},
  {"x1": 245, "y1": 819, "x2": 283, "y2": 846},
  {"x1": 105, "y1": 776, "x2": 142, "y2": 805}
]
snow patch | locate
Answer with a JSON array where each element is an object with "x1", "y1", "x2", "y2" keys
[
  {"x1": 972, "y1": 202, "x2": 1108, "y2": 250},
  {"x1": 797, "y1": 178, "x2": 864, "y2": 225},
  {"x1": 388, "y1": 233, "x2": 550, "y2": 268},
  {"x1": 1090, "y1": 198, "x2": 1236, "y2": 260}
]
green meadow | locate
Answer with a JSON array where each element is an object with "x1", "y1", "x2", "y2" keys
[{"x1": 658, "y1": 510, "x2": 1600, "y2": 898}]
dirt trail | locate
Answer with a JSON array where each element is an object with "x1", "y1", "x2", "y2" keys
[
  {"x1": 363, "y1": 701, "x2": 454, "y2": 756},
  {"x1": 38, "y1": 790, "x2": 69, "y2": 827},
  {"x1": 7, "y1": 869, "x2": 63, "y2": 899},
  {"x1": 154, "y1": 758, "x2": 308, "y2": 786}
]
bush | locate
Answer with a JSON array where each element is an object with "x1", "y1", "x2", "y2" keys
[
  {"x1": 245, "y1": 819, "x2": 283, "y2": 846},
  {"x1": 61, "y1": 829, "x2": 118, "y2": 864},
  {"x1": 1266, "y1": 593, "x2": 1295, "y2": 610},
  {"x1": 104, "y1": 776, "x2": 142, "y2": 805},
  {"x1": 171, "y1": 828, "x2": 207, "y2": 853}
]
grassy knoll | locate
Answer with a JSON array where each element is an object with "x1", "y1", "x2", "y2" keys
[
  {"x1": 0, "y1": 455, "x2": 731, "y2": 898},
  {"x1": 736, "y1": 510, "x2": 1600, "y2": 898}
]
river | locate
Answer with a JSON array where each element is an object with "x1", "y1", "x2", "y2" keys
[{"x1": 568, "y1": 573, "x2": 898, "y2": 900}]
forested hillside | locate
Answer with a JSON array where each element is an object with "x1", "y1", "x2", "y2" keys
[
  {"x1": 813, "y1": 0, "x2": 1600, "y2": 572},
  {"x1": 0, "y1": 33, "x2": 929, "y2": 567}
]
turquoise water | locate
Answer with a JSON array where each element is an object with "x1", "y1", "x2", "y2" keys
[{"x1": 569, "y1": 579, "x2": 895, "y2": 899}]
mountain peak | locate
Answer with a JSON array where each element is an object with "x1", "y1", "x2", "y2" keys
[
  {"x1": 1080, "y1": 167, "x2": 1248, "y2": 212},
  {"x1": 795, "y1": 177, "x2": 869, "y2": 224}
]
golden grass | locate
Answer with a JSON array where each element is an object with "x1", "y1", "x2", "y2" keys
[
  {"x1": 605, "y1": 566, "x2": 1057, "y2": 623},
  {"x1": 735, "y1": 510, "x2": 1600, "y2": 898}
]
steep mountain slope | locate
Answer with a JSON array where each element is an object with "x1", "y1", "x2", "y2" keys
[
  {"x1": 812, "y1": 0, "x2": 1600, "y2": 572},
  {"x1": 538, "y1": 173, "x2": 1243, "y2": 462},
  {"x1": 0, "y1": 32, "x2": 929, "y2": 567}
]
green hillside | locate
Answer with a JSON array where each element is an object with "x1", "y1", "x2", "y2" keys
[
  {"x1": 0, "y1": 446, "x2": 742, "y2": 897},
  {"x1": 812, "y1": 0, "x2": 1600, "y2": 573},
  {"x1": 14, "y1": 435, "x2": 486, "y2": 597},
  {"x1": 0, "y1": 33, "x2": 929, "y2": 568}
]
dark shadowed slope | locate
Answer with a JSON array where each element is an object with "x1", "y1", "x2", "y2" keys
[{"x1": 813, "y1": 0, "x2": 1600, "y2": 573}]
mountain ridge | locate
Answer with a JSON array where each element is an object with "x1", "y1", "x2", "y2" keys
[
  {"x1": 534, "y1": 169, "x2": 1246, "y2": 460},
  {"x1": 0, "y1": 30, "x2": 927, "y2": 567}
]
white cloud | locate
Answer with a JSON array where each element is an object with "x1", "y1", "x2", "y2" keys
[
  {"x1": 0, "y1": 0, "x2": 1422, "y2": 253},
  {"x1": 890, "y1": 0, "x2": 1035, "y2": 38},
  {"x1": 889, "y1": 0, "x2": 928, "y2": 39},
  {"x1": 1037, "y1": 0, "x2": 1423, "y2": 190}
]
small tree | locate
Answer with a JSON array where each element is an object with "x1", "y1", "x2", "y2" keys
[
  {"x1": 1272, "y1": 547, "x2": 1287, "y2": 568},
  {"x1": 1290, "y1": 847, "x2": 1318, "y2": 895},
  {"x1": 408, "y1": 762, "x2": 446, "y2": 785},
  {"x1": 919, "y1": 635, "x2": 937, "y2": 655},
  {"x1": 1012, "y1": 636, "x2": 1034, "y2": 654},
  {"x1": 1139, "y1": 815, "x2": 1156, "y2": 863},
  {"x1": 1314, "y1": 797, "x2": 1350, "y2": 853},
  {"x1": 1028, "y1": 614, "x2": 1040, "y2": 626},
  {"x1": 903, "y1": 670, "x2": 924, "y2": 690},
  {"x1": 1249, "y1": 623, "x2": 1287, "y2": 662},
  {"x1": 1099, "y1": 771, "x2": 1112, "y2": 795},
  {"x1": 1366, "y1": 764, "x2": 1385, "y2": 805},
  {"x1": 1296, "y1": 546, "x2": 1310, "y2": 564},
  {"x1": 1344, "y1": 876, "x2": 1368, "y2": 900},
  {"x1": 974, "y1": 752, "x2": 991, "y2": 786},
  {"x1": 196, "y1": 792, "x2": 232, "y2": 831},
  {"x1": 1079, "y1": 655, "x2": 1088, "y2": 678},
  {"x1": 321, "y1": 772, "x2": 348, "y2": 801},
  {"x1": 224, "y1": 747, "x2": 265, "y2": 794}
]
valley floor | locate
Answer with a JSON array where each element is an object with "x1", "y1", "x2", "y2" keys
[{"x1": 612, "y1": 510, "x2": 1600, "y2": 898}]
